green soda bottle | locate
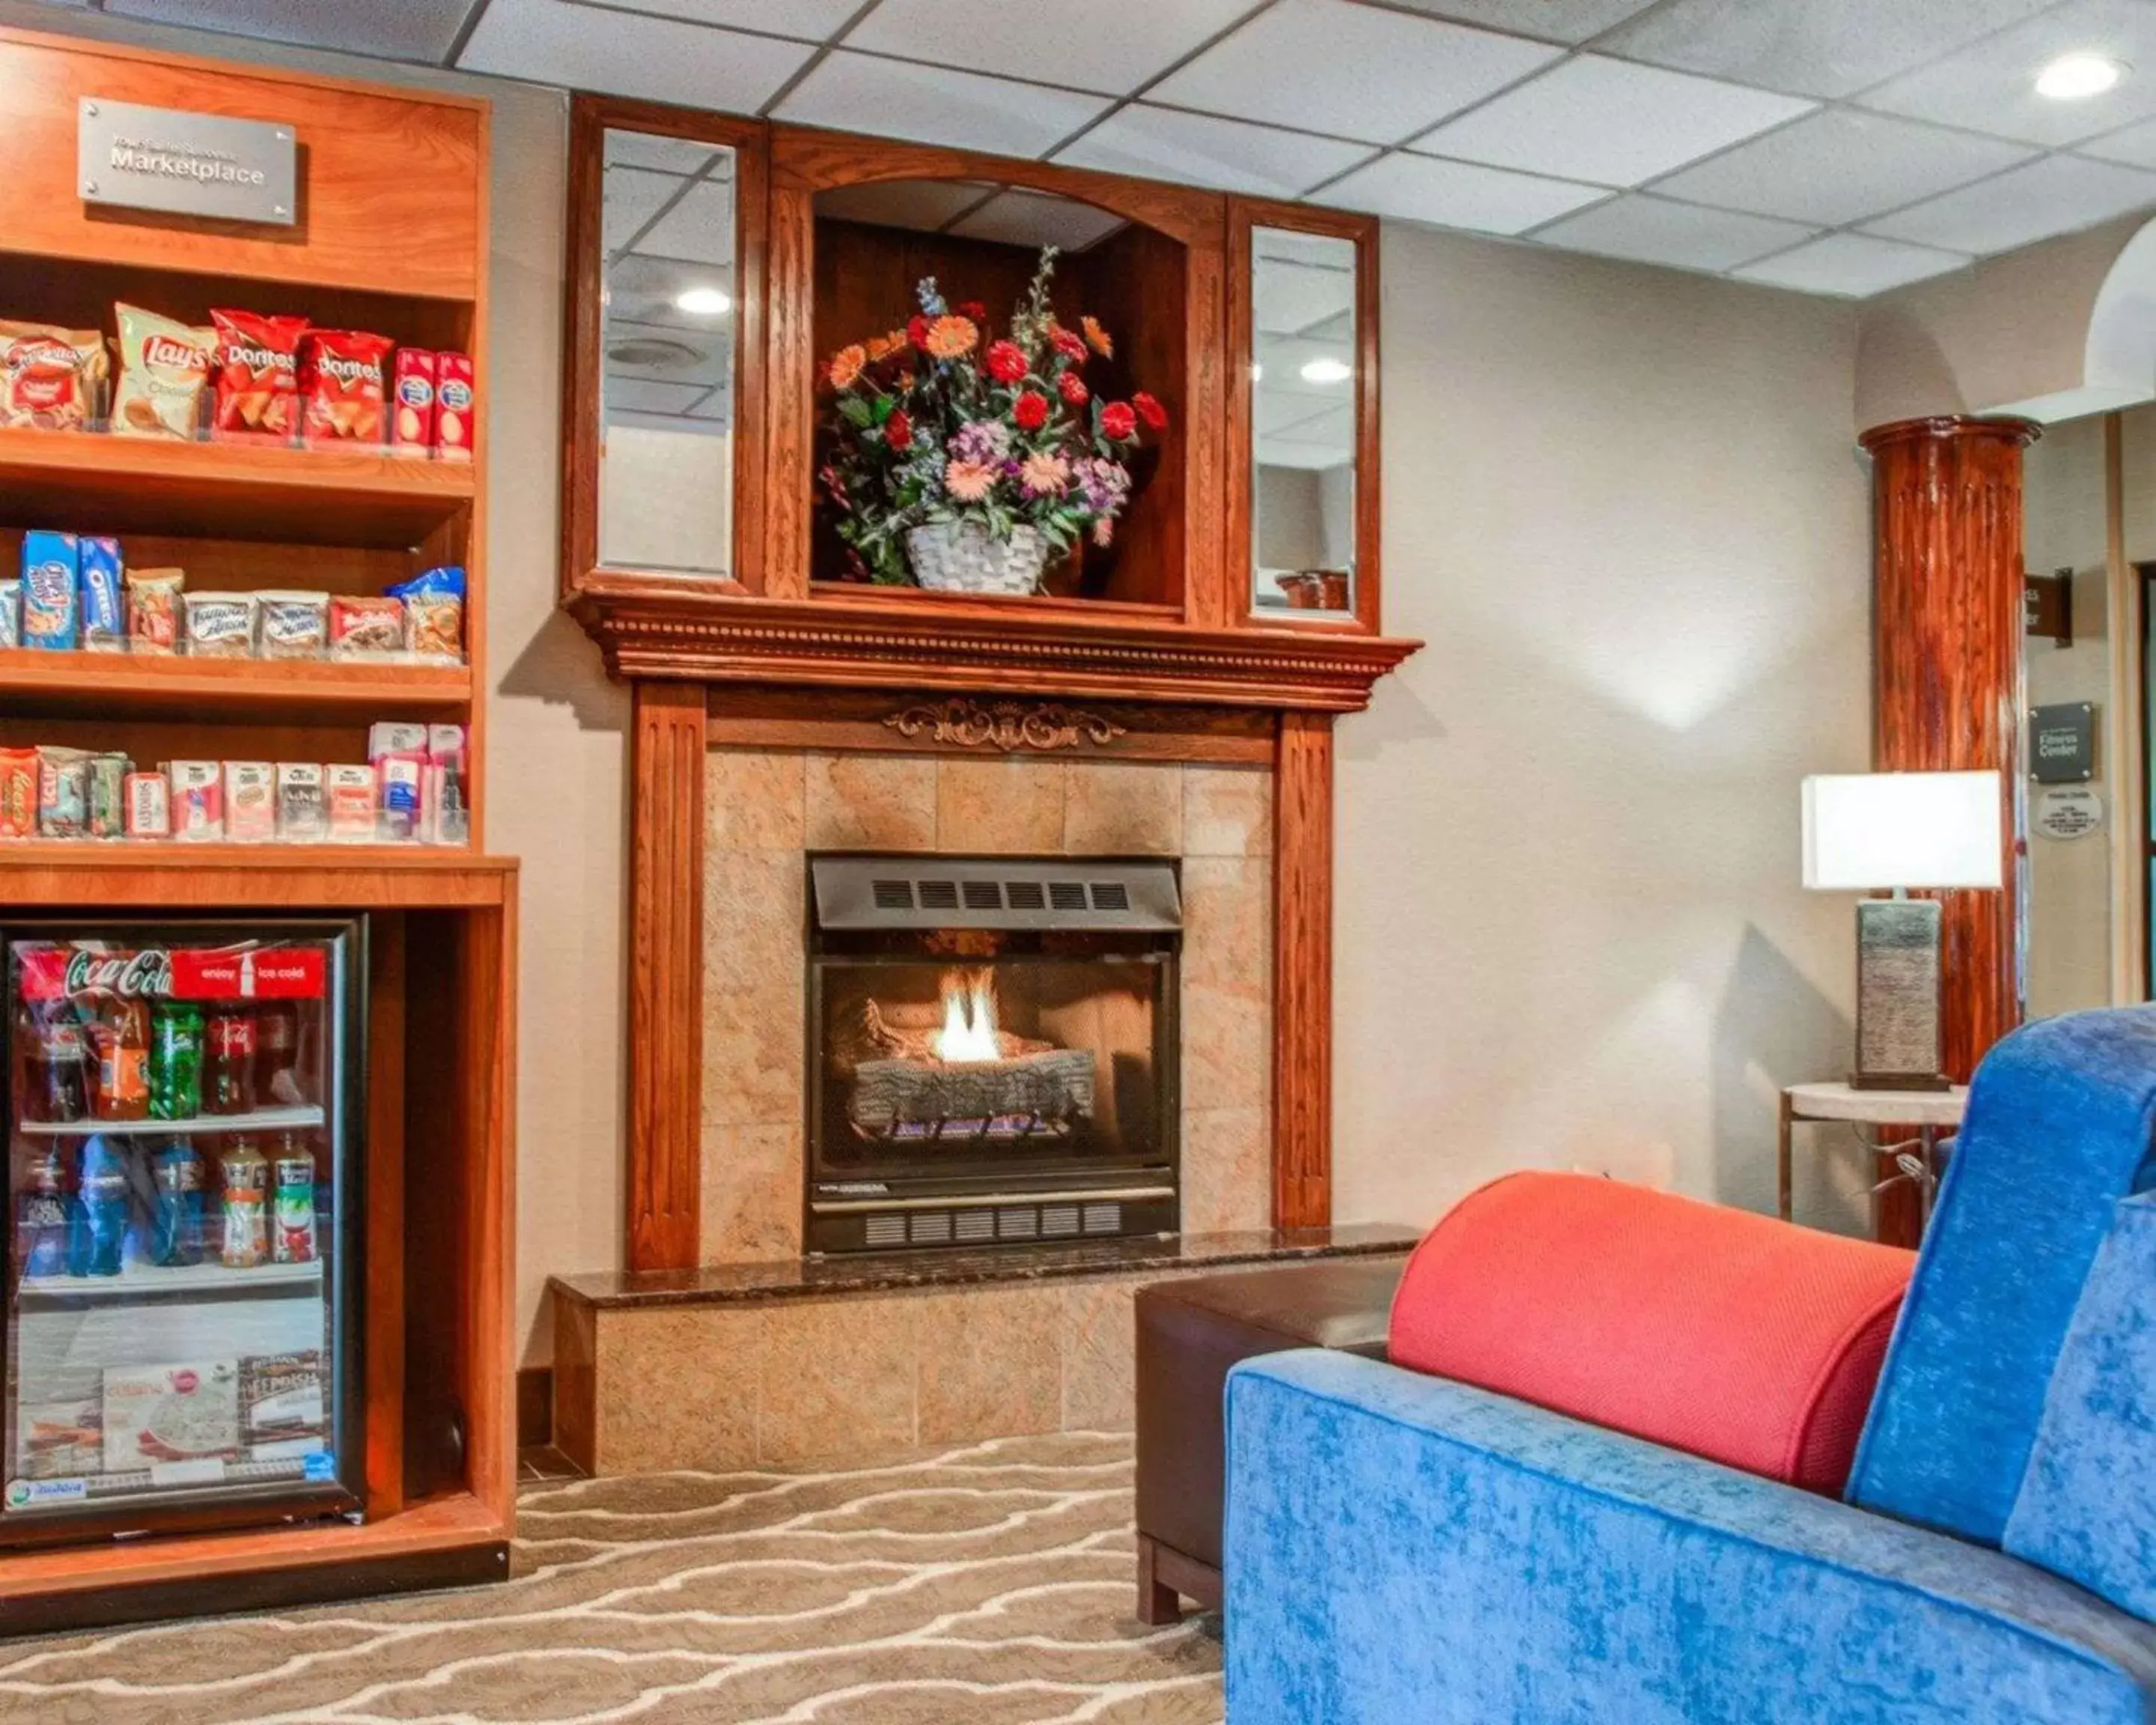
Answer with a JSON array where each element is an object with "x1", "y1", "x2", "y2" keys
[{"x1": 148, "y1": 1000, "x2": 205, "y2": 1121}]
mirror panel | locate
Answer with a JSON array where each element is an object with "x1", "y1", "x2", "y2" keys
[
  {"x1": 597, "y1": 129, "x2": 737, "y2": 576},
  {"x1": 1250, "y1": 227, "x2": 1357, "y2": 617}
]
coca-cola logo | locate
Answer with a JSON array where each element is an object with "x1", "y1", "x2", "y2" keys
[
  {"x1": 315, "y1": 353, "x2": 380, "y2": 386},
  {"x1": 143, "y1": 335, "x2": 207, "y2": 374},
  {"x1": 64, "y1": 949, "x2": 173, "y2": 999}
]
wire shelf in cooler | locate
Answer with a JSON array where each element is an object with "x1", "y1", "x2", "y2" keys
[
  {"x1": 15, "y1": 1104, "x2": 325, "y2": 1138},
  {"x1": 16, "y1": 1258, "x2": 322, "y2": 1306}
]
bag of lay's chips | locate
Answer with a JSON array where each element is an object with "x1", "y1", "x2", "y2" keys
[{"x1": 112, "y1": 303, "x2": 216, "y2": 440}]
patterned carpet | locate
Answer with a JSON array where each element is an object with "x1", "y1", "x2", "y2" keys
[{"x1": 0, "y1": 1432, "x2": 1225, "y2": 1724}]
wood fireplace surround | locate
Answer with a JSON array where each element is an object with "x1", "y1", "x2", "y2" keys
[{"x1": 559, "y1": 96, "x2": 1422, "y2": 1277}]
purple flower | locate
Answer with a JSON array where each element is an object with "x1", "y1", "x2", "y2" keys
[
  {"x1": 1072, "y1": 456, "x2": 1130, "y2": 516},
  {"x1": 950, "y1": 419, "x2": 1011, "y2": 465}
]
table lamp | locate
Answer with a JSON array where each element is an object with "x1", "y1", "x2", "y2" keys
[{"x1": 1801, "y1": 770, "x2": 2004, "y2": 1092}]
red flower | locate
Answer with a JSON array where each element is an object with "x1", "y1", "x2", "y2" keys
[
  {"x1": 885, "y1": 409, "x2": 911, "y2": 451},
  {"x1": 985, "y1": 339, "x2": 1028, "y2": 383},
  {"x1": 906, "y1": 314, "x2": 931, "y2": 350},
  {"x1": 1133, "y1": 391, "x2": 1169, "y2": 432},
  {"x1": 1100, "y1": 400, "x2": 1138, "y2": 441},
  {"x1": 1012, "y1": 390, "x2": 1050, "y2": 431},
  {"x1": 958, "y1": 300, "x2": 988, "y2": 320},
  {"x1": 1050, "y1": 324, "x2": 1088, "y2": 365},
  {"x1": 1057, "y1": 371, "x2": 1089, "y2": 408}
]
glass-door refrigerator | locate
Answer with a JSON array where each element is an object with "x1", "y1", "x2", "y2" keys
[{"x1": 1, "y1": 921, "x2": 365, "y2": 1548}]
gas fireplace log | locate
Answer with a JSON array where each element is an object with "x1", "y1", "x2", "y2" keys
[{"x1": 848, "y1": 1049, "x2": 1097, "y2": 1138}]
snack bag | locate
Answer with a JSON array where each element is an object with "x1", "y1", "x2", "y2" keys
[
  {"x1": 0, "y1": 749, "x2": 37, "y2": 839},
  {"x1": 435, "y1": 352, "x2": 474, "y2": 461},
  {"x1": 326, "y1": 764, "x2": 377, "y2": 842},
  {"x1": 0, "y1": 322, "x2": 106, "y2": 431},
  {"x1": 0, "y1": 580, "x2": 18, "y2": 649},
  {"x1": 210, "y1": 310, "x2": 308, "y2": 444},
  {"x1": 183, "y1": 591, "x2": 257, "y2": 658},
  {"x1": 124, "y1": 770, "x2": 170, "y2": 840},
  {"x1": 377, "y1": 755, "x2": 423, "y2": 842},
  {"x1": 20, "y1": 532, "x2": 78, "y2": 651},
  {"x1": 88, "y1": 754, "x2": 127, "y2": 840},
  {"x1": 391, "y1": 349, "x2": 436, "y2": 453},
  {"x1": 368, "y1": 722, "x2": 427, "y2": 763},
  {"x1": 224, "y1": 762, "x2": 275, "y2": 843},
  {"x1": 299, "y1": 329, "x2": 392, "y2": 446},
  {"x1": 79, "y1": 538, "x2": 124, "y2": 653},
  {"x1": 112, "y1": 304, "x2": 216, "y2": 439},
  {"x1": 255, "y1": 591, "x2": 329, "y2": 660},
  {"x1": 37, "y1": 747, "x2": 89, "y2": 838},
  {"x1": 387, "y1": 565, "x2": 465, "y2": 660},
  {"x1": 275, "y1": 764, "x2": 326, "y2": 842},
  {"x1": 169, "y1": 761, "x2": 223, "y2": 841},
  {"x1": 328, "y1": 594, "x2": 404, "y2": 658},
  {"x1": 125, "y1": 568, "x2": 184, "y2": 654}
]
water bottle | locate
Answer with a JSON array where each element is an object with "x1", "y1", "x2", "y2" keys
[
  {"x1": 16, "y1": 1146, "x2": 70, "y2": 1280},
  {"x1": 150, "y1": 1140, "x2": 206, "y2": 1268},
  {"x1": 70, "y1": 1135, "x2": 128, "y2": 1278}
]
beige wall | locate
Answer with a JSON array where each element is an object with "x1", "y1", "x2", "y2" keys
[{"x1": 1338, "y1": 226, "x2": 1874, "y2": 1235}]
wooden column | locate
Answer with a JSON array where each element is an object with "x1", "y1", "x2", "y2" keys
[
  {"x1": 1860, "y1": 415, "x2": 2035, "y2": 1241},
  {"x1": 627, "y1": 681, "x2": 707, "y2": 1270},
  {"x1": 1274, "y1": 712, "x2": 1334, "y2": 1227}
]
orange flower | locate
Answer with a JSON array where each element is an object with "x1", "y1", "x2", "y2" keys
[
  {"x1": 944, "y1": 458, "x2": 997, "y2": 502},
  {"x1": 1081, "y1": 315, "x2": 1113, "y2": 358},
  {"x1": 865, "y1": 333, "x2": 895, "y2": 362},
  {"x1": 825, "y1": 343, "x2": 868, "y2": 389},
  {"x1": 924, "y1": 315, "x2": 980, "y2": 360}
]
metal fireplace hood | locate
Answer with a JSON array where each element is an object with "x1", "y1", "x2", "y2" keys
[{"x1": 811, "y1": 857, "x2": 1182, "y2": 933}]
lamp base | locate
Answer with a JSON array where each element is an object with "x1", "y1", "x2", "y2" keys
[{"x1": 1853, "y1": 897, "x2": 1947, "y2": 1093}]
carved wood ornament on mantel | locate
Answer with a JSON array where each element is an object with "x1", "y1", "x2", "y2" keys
[{"x1": 567, "y1": 97, "x2": 1422, "y2": 1271}]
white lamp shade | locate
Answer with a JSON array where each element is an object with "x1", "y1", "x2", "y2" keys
[{"x1": 1801, "y1": 771, "x2": 2004, "y2": 891}]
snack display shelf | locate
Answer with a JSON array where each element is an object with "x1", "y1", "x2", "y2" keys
[
  {"x1": 0, "y1": 648, "x2": 471, "y2": 720},
  {"x1": 0, "y1": 844, "x2": 514, "y2": 911},
  {"x1": 17, "y1": 1104, "x2": 324, "y2": 1137},
  {"x1": 0, "y1": 427, "x2": 473, "y2": 547},
  {"x1": 19, "y1": 1259, "x2": 323, "y2": 1304}
]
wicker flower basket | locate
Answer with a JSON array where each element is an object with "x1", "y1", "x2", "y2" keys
[{"x1": 905, "y1": 521, "x2": 1051, "y2": 596}]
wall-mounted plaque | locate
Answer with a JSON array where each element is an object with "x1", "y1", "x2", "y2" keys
[
  {"x1": 2035, "y1": 786, "x2": 2103, "y2": 841},
  {"x1": 78, "y1": 98, "x2": 294, "y2": 226},
  {"x1": 2030, "y1": 702, "x2": 2095, "y2": 785}
]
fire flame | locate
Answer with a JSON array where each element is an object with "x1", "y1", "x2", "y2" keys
[{"x1": 934, "y1": 972, "x2": 1001, "y2": 1063}]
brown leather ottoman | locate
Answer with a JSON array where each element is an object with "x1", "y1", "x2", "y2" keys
[{"x1": 1133, "y1": 1258, "x2": 1405, "y2": 1622}]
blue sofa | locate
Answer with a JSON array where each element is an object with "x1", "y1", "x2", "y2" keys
[{"x1": 1224, "y1": 1008, "x2": 2156, "y2": 1723}]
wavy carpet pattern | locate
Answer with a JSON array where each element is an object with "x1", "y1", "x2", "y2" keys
[{"x1": 0, "y1": 1432, "x2": 1225, "y2": 1724}]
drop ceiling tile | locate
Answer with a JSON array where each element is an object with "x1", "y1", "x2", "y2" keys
[
  {"x1": 1411, "y1": 55, "x2": 1814, "y2": 187},
  {"x1": 814, "y1": 180, "x2": 998, "y2": 231},
  {"x1": 635, "y1": 177, "x2": 739, "y2": 266},
  {"x1": 847, "y1": 0, "x2": 1258, "y2": 97},
  {"x1": 1856, "y1": 0, "x2": 2156, "y2": 147},
  {"x1": 1148, "y1": 0, "x2": 1564, "y2": 146},
  {"x1": 1598, "y1": 0, "x2": 2059, "y2": 100},
  {"x1": 459, "y1": 0, "x2": 816, "y2": 110},
  {"x1": 605, "y1": 133, "x2": 732, "y2": 176},
  {"x1": 1055, "y1": 106, "x2": 1373, "y2": 199},
  {"x1": 774, "y1": 51, "x2": 1113, "y2": 157},
  {"x1": 1651, "y1": 109, "x2": 2036, "y2": 227},
  {"x1": 2077, "y1": 115, "x2": 2156, "y2": 171},
  {"x1": 1381, "y1": 0, "x2": 1662, "y2": 45},
  {"x1": 1530, "y1": 195, "x2": 1816, "y2": 271},
  {"x1": 1863, "y1": 153, "x2": 2156, "y2": 254},
  {"x1": 105, "y1": 0, "x2": 473, "y2": 58},
  {"x1": 1731, "y1": 232, "x2": 1970, "y2": 296},
  {"x1": 1315, "y1": 152, "x2": 1606, "y2": 235},
  {"x1": 948, "y1": 189, "x2": 1128, "y2": 252},
  {"x1": 601, "y1": 0, "x2": 862, "y2": 36}
]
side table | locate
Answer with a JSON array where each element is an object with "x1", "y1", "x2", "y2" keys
[{"x1": 1778, "y1": 1082, "x2": 1969, "y2": 1232}]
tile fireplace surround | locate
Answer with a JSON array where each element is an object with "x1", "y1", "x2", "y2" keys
[{"x1": 547, "y1": 725, "x2": 1416, "y2": 1473}]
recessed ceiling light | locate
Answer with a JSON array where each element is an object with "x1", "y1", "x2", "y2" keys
[
  {"x1": 675, "y1": 285, "x2": 733, "y2": 315},
  {"x1": 1300, "y1": 356, "x2": 1353, "y2": 384},
  {"x1": 2035, "y1": 53, "x2": 2125, "y2": 100}
]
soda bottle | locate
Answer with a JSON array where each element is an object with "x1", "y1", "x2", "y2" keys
[
  {"x1": 270, "y1": 1134, "x2": 317, "y2": 1265},
  {"x1": 69, "y1": 1135, "x2": 128, "y2": 1278},
  {"x1": 255, "y1": 1000, "x2": 302, "y2": 1107},
  {"x1": 93, "y1": 997, "x2": 150, "y2": 1122},
  {"x1": 20, "y1": 1003, "x2": 89, "y2": 1125},
  {"x1": 219, "y1": 1135, "x2": 269, "y2": 1270},
  {"x1": 150, "y1": 1140, "x2": 206, "y2": 1268},
  {"x1": 15, "y1": 1146, "x2": 70, "y2": 1280},
  {"x1": 148, "y1": 1000, "x2": 204, "y2": 1122},
  {"x1": 204, "y1": 1004, "x2": 258, "y2": 1116}
]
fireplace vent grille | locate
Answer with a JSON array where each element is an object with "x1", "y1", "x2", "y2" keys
[{"x1": 812, "y1": 857, "x2": 1181, "y2": 931}]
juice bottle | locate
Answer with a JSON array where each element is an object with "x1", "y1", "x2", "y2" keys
[{"x1": 219, "y1": 1135, "x2": 269, "y2": 1270}]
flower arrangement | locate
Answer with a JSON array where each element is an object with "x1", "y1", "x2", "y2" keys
[{"x1": 817, "y1": 247, "x2": 1169, "y2": 591}]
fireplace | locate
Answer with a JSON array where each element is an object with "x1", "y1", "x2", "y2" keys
[{"x1": 806, "y1": 855, "x2": 1181, "y2": 1253}]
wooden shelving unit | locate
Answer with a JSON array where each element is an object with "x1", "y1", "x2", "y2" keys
[{"x1": 0, "y1": 23, "x2": 514, "y2": 1635}]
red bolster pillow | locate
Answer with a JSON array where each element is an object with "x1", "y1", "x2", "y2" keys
[{"x1": 1389, "y1": 1172, "x2": 1914, "y2": 1494}]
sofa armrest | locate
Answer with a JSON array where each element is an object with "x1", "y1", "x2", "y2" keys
[{"x1": 1225, "y1": 1351, "x2": 2156, "y2": 1725}]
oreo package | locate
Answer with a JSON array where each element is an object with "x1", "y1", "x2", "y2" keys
[{"x1": 79, "y1": 537, "x2": 124, "y2": 652}]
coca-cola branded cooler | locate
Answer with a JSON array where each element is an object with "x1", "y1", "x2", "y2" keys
[{"x1": 1, "y1": 921, "x2": 365, "y2": 1548}]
